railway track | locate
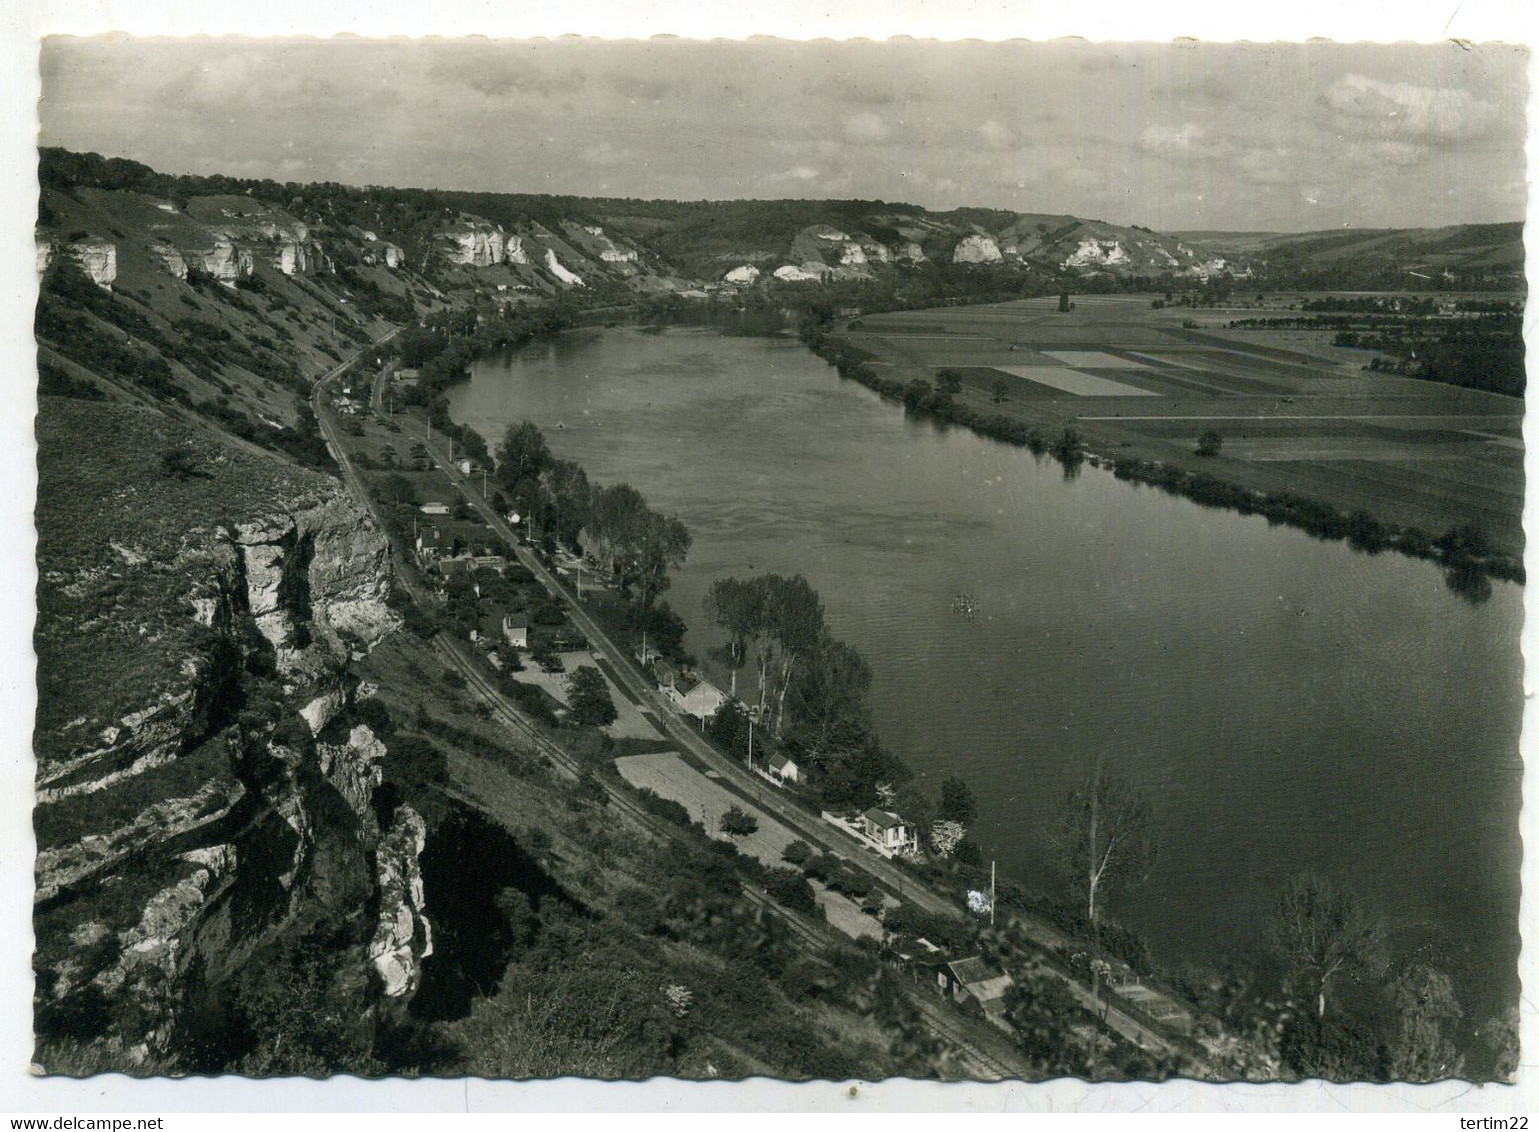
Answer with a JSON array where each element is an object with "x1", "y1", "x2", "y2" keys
[
  {"x1": 311, "y1": 344, "x2": 1194, "y2": 1083},
  {"x1": 431, "y1": 637, "x2": 1030, "y2": 1079}
]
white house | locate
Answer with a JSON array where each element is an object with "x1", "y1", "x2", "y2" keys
[
  {"x1": 858, "y1": 808, "x2": 918, "y2": 856},
  {"x1": 660, "y1": 671, "x2": 728, "y2": 722},
  {"x1": 502, "y1": 612, "x2": 529, "y2": 649},
  {"x1": 420, "y1": 501, "x2": 451, "y2": 516},
  {"x1": 767, "y1": 752, "x2": 800, "y2": 784}
]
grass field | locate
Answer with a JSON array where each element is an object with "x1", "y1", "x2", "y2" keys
[{"x1": 840, "y1": 293, "x2": 1525, "y2": 555}]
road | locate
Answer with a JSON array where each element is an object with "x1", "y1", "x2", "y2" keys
[
  {"x1": 312, "y1": 331, "x2": 1217, "y2": 1076},
  {"x1": 390, "y1": 409, "x2": 1209, "y2": 1072}
]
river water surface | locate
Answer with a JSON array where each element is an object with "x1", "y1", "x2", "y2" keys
[{"x1": 451, "y1": 324, "x2": 1523, "y2": 1023}]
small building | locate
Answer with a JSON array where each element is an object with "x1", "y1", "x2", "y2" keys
[
  {"x1": 502, "y1": 612, "x2": 529, "y2": 649},
  {"x1": 661, "y1": 671, "x2": 728, "y2": 722},
  {"x1": 767, "y1": 752, "x2": 800, "y2": 784},
  {"x1": 935, "y1": 956, "x2": 1015, "y2": 1025},
  {"x1": 652, "y1": 658, "x2": 681, "y2": 690},
  {"x1": 420, "y1": 501, "x2": 451, "y2": 516},
  {"x1": 859, "y1": 808, "x2": 918, "y2": 855},
  {"x1": 456, "y1": 458, "x2": 476, "y2": 475}
]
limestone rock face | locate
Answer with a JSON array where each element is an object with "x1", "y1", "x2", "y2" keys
[
  {"x1": 35, "y1": 777, "x2": 247, "y2": 902},
  {"x1": 319, "y1": 724, "x2": 386, "y2": 825},
  {"x1": 773, "y1": 262, "x2": 830, "y2": 282},
  {"x1": 198, "y1": 238, "x2": 255, "y2": 283},
  {"x1": 152, "y1": 242, "x2": 188, "y2": 280},
  {"x1": 36, "y1": 235, "x2": 54, "y2": 274},
  {"x1": 953, "y1": 234, "x2": 1003, "y2": 264},
  {"x1": 369, "y1": 806, "x2": 433, "y2": 998},
  {"x1": 724, "y1": 264, "x2": 760, "y2": 285},
  {"x1": 544, "y1": 248, "x2": 584, "y2": 286},
  {"x1": 1063, "y1": 238, "x2": 1131, "y2": 269},
  {"x1": 232, "y1": 492, "x2": 400, "y2": 676},
  {"x1": 382, "y1": 243, "x2": 405, "y2": 269},
  {"x1": 68, "y1": 241, "x2": 118, "y2": 288},
  {"x1": 444, "y1": 224, "x2": 506, "y2": 267}
]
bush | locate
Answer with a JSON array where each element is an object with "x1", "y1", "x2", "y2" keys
[
  {"x1": 765, "y1": 868, "x2": 819, "y2": 916},
  {"x1": 719, "y1": 805, "x2": 759, "y2": 837},
  {"x1": 781, "y1": 839, "x2": 813, "y2": 868},
  {"x1": 635, "y1": 787, "x2": 693, "y2": 828}
]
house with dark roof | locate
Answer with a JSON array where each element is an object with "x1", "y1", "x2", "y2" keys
[
  {"x1": 858, "y1": 807, "x2": 918, "y2": 856},
  {"x1": 502, "y1": 611, "x2": 529, "y2": 648},
  {"x1": 935, "y1": 956, "x2": 1015, "y2": 1026},
  {"x1": 767, "y1": 752, "x2": 800, "y2": 784}
]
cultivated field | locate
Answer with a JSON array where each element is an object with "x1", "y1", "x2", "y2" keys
[{"x1": 839, "y1": 293, "x2": 1525, "y2": 554}]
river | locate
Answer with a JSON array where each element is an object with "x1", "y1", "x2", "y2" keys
[{"x1": 449, "y1": 323, "x2": 1523, "y2": 1025}]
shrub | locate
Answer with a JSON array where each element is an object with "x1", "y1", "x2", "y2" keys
[
  {"x1": 781, "y1": 839, "x2": 813, "y2": 868},
  {"x1": 719, "y1": 805, "x2": 759, "y2": 837}
]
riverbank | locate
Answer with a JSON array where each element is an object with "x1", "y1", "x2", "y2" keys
[{"x1": 801, "y1": 306, "x2": 1524, "y2": 588}]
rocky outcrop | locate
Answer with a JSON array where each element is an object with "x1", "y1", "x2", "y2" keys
[
  {"x1": 953, "y1": 234, "x2": 1003, "y2": 264},
  {"x1": 369, "y1": 806, "x2": 432, "y2": 998},
  {"x1": 724, "y1": 264, "x2": 760, "y2": 285},
  {"x1": 36, "y1": 235, "x2": 54, "y2": 274},
  {"x1": 151, "y1": 242, "x2": 188, "y2": 280},
  {"x1": 232, "y1": 493, "x2": 399, "y2": 676},
  {"x1": 35, "y1": 777, "x2": 247, "y2": 902},
  {"x1": 544, "y1": 248, "x2": 584, "y2": 287},
  {"x1": 318, "y1": 724, "x2": 386, "y2": 824},
  {"x1": 1063, "y1": 238, "x2": 1132, "y2": 269},
  {"x1": 68, "y1": 241, "x2": 117, "y2": 288},
  {"x1": 197, "y1": 238, "x2": 255, "y2": 283},
  {"x1": 444, "y1": 223, "x2": 506, "y2": 267},
  {"x1": 773, "y1": 262, "x2": 830, "y2": 282},
  {"x1": 382, "y1": 243, "x2": 405, "y2": 269}
]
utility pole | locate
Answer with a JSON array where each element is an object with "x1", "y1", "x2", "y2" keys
[{"x1": 990, "y1": 859, "x2": 996, "y2": 927}]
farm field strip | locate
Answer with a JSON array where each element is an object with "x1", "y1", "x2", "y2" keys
[
  {"x1": 1040, "y1": 349, "x2": 1154, "y2": 369},
  {"x1": 991, "y1": 365, "x2": 1162, "y2": 397}
]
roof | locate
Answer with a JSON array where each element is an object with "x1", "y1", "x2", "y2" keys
[
  {"x1": 861, "y1": 807, "x2": 905, "y2": 830},
  {"x1": 768, "y1": 752, "x2": 796, "y2": 772},
  {"x1": 946, "y1": 957, "x2": 1013, "y2": 1001},
  {"x1": 503, "y1": 612, "x2": 528, "y2": 628},
  {"x1": 683, "y1": 678, "x2": 725, "y2": 702}
]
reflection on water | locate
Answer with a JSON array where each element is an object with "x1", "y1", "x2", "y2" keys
[{"x1": 451, "y1": 325, "x2": 1522, "y2": 1022}]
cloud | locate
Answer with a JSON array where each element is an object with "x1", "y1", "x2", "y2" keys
[
  {"x1": 1323, "y1": 74, "x2": 1502, "y2": 143},
  {"x1": 767, "y1": 165, "x2": 821, "y2": 183},
  {"x1": 1138, "y1": 121, "x2": 1223, "y2": 158},
  {"x1": 978, "y1": 119, "x2": 1012, "y2": 150},
  {"x1": 843, "y1": 111, "x2": 891, "y2": 143}
]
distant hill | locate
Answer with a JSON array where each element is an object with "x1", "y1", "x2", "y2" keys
[{"x1": 1176, "y1": 223, "x2": 1524, "y2": 288}]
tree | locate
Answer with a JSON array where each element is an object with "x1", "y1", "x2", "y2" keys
[
  {"x1": 719, "y1": 805, "x2": 759, "y2": 837},
  {"x1": 935, "y1": 369, "x2": 963, "y2": 396},
  {"x1": 704, "y1": 576, "x2": 766, "y2": 698},
  {"x1": 781, "y1": 839, "x2": 813, "y2": 867},
  {"x1": 929, "y1": 819, "x2": 967, "y2": 859},
  {"x1": 939, "y1": 776, "x2": 978, "y2": 825},
  {"x1": 762, "y1": 574, "x2": 826, "y2": 735},
  {"x1": 1385, "y1": 962, "x2": 1464, "y2": 1081},
  {"x1": 991, "y1": 376, "x2": 1011, "y2": 404},
  {"x1": 494, "y1": 420, "x2": 550, "y2": 492},
  {"x1": 566, "y1": 665, "x2": 617, "y2": 727},
  {"x1": 785, "y1": 635, "x2": 871, "y2": 758},
  {"x1": 1268, "y1": 874, "x2": 1384, "y2": 1020},
  {"x1": 1196, "y1": 429, "x2": 1223, "y2": 458},
  {"x1": 1054, "y1": 766, "x2": 1155, "y2": 933}
]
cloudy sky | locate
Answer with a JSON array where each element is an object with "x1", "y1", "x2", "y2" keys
[{"x1": 37, "y1": 37, "x2": 1528, "y2": 231}]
